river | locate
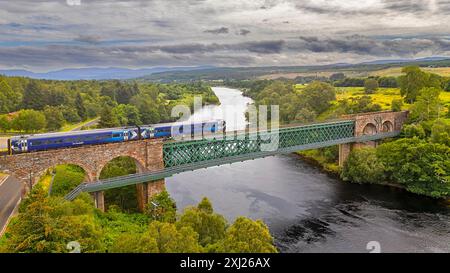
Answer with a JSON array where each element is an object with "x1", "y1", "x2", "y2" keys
[{"x1": 166, "y1": 86, "x2": 450, "y2": 253}]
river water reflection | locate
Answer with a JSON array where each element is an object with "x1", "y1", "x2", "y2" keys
[{"x1": 166, "y1": 87, "x2": 450, "y2": 253}]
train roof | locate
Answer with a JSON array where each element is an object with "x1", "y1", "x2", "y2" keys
[
  {"x1": 10, "y1": 119, "x2": 224, "y2": 140},
  {"x1": 149, "y1": 119, "x2": 224, "y2": 128},
  {"x1": 10, "y1": 126, "x2": 136, "y2": 140}
]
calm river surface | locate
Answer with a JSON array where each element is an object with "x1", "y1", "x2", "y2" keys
[{"x1": 166, "y1": 87, "x2": 450, "y2": 253}]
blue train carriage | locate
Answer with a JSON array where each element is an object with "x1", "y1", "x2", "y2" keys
[
  {"x1": 152, "y1": 119, "x2": 226, "y2": 139},
  {"x1": 8, "y1": 126, "x2": 143, "y2": 154}
]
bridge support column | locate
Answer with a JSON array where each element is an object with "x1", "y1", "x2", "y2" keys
[
  {"x1": 93, "y1": 191, "x2": 105, "y2": 212},
  {"x1": 137, "y1": 180, "x2": 166, "y2": 211},
  {"x1": 339, "y1": 143, "x2": 352, "y2": 167},
  {"x1": 136, "y1": 183, "x2": 148, "y2": 212}
]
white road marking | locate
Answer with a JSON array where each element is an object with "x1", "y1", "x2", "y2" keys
[{"x1": 0, "y1": 175, "x2": 9, "y2": 188}]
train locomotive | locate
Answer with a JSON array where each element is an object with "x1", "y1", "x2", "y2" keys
[{"x1": 7, "y1": 119, "x2": 226, "y2": 155}]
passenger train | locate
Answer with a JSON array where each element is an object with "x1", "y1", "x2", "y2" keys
[{"x1": 7, "y1": 119, "x2": 226, "y2": 155}]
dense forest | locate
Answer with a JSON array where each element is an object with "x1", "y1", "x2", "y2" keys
[{"x1": 0, "y1": 76, "x2": 219, "y2": 133}]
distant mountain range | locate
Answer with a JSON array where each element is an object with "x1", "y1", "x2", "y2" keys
[
  {"x1": 1, "y1": 57, "x2": 449, "y2": 81},
  {"x1": 0, "y1": 66, "x2": 215, "y2": 80}
]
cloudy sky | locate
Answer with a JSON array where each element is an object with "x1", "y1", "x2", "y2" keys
[{"x1": 1, "y1": 0, "x2": 450, "y2": 71}]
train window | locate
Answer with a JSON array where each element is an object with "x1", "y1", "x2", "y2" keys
[{"x1": 112, "y1": 133, "x2": 120, "y2": 138}]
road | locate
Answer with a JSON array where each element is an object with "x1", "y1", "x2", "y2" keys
[
  {"x1": 68, "y1": 117, "x2": 99, "y2": 131},
  {"x1": 0, "y1": 175, "x2": 23, "y2": 236}
]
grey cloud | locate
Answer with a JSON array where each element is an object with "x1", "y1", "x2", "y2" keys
[
  {"x1": 240, "y1": 40, "x2": 284, "y2": 54},
  {"x1": 239, "y1": 29, "x2": 251, "y2": 36},
  {"x1": 151, "y1": 40, "x2": 285, "y2": 54},
  {"x1": 204, "y1": 27, "x2": 229, "y2": 34},
  {"x1": 74, "y1": 35, "x2": 102, "y2": 44},
  {"x1": 296, "y1": 35, "x2": 450, "y2": 57},
  {"x1": 295, "y1": 1, "x2": 383, "y2": 16},
  {"x1": 382, "y1": 0, "x2": 430, "y2": 14}
]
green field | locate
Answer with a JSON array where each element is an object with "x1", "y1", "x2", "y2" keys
[
  {"x1": 370, "y1": 66, "x2": 450, "y2": 77},
  {"x1": 294, "y1": 85, "x2": 450, "y2": 120}
]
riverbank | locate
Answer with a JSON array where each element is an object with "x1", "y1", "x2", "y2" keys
[{"x1": 296, "y1": 147, "x2": 450, "y2": 202}]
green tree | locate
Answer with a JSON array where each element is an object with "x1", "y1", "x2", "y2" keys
[
  {"x1": 61, "y1": 106, "x2": 81, "y2": 123},
  {"x1": 112, "y1": 104, "x2": 142, "y2": 126},
  {"x1": 109, "y1": 233, "x2": 158, "y2": 253},
  {"x1": 391, "y1": 98, "x2": 403, "y2": 112},
  {"x1": 2, "y1": 187, "x2": 104, "y2": 253},
  {"x1": 377, "y1": 138, "x2": 450, "y2": 198},
  {"x1": 197, "y1": 197, "x2": 213, "y2": 214},
  {"x1": 50, "y1": 165, "x2": 86, "y2": 196},
  {"x1": 339, "y1": 96, "x2": 382, "y2": 114},
  {"x1": 11, "y1": 109, "x2": 46, "y2": 132},
  {"x1": 43, "y1": 106, "x2": 65, "y2": 131},
  {"x1": 148, "y1": 221, "x2": 202, "y2": 253},
  {"x1": 410, "y1": 87, "x2": 442, "y2": 122},
  {"x1": 100, "y1": 85, "x2": 116, "y2": 102},
  {"x1": 116, "y1": 82, "x2": 139, "y2": 105},
  {"x1": 177, "y1": 198, "x2": 227, "y2": 247},
  {"x1": 47, "y1": 89, "x2": 68, "y2": 107},
  {"x1": 402, "y1": 123, "x2": 426, "y2": 139},
  {"x1": 329, "y1": 73, "x2": 345, "y2": 82},
  {"x1": 75, "y1": 93, "x2": 87, "y2": 121},
  {"x1": 364, "y1": 78, "x2": 379, "y2": 94},
  {"x1": 430, "y1": 119, "x2": 450, "y2": 146},
  {"x1": 294, "y1": 108, "x2": 317, "y2": 123},
  {"x1": 301, "y1": 81, "x2": 336, "y2": 114},
  {"x1": 341, "y1": 147, "x2": 386, "y2": 184},
  {"x1": 98, "y1": 107, "x2": 120, "y2": 128},
  {"x1": 22, "y1": 81, "x2": 47, "y2": 110},
  {"x1": 0, "y1": 79, "x2": 18, "y2": 114},
  {"x1": 398, "y1": 66, "x2": 440, "y2": 103},
  {"x1": 0, "y1": 115, "x2": 10, "y2": 132},
  {"x1": 146, "y1": 190, "x2": 177, "y2": 223},
  {"x1": 215, "y1": 217, "x2": 277, "y2": 253}
]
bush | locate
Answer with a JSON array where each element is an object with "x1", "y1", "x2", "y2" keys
[
  {"x1": 364, "y1": 78, "x2": 379, "y2": 94},
  {"x1": 341, "y1": 147, "x2": 385, "y2": 184},
  {"x1": 0, "y1": 115, "x2": 10, "y2": 132},
  {"x1": 146, "y1": 190, "x2": 177, "y2": 223},
  {"x1": 50, "y1": 165, "x2": 86, "y2": 196},
  {"x1": 215, "y1": 217, "x2": 277, "y2": 253},
  {"x1": 177, "y1": 198, "x2": 227, "y2": 247},
  {"x1": 391, "y1": 99, "x2": 403, "y2": 112},
  {"x1": 401, "y1": 123, "x2": 426, "y2": 139},
  {"x1": 430, "y1": 119, "x2": 450, "y2": 146},
  {"x1": 377, "y1": 138, "x2": 450, "y2": 198},
  {"x1": 11, "y1": 109, "x2": 46, "y2": 132}
]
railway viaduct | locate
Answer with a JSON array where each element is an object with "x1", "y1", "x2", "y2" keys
[{"x1": 0, "y1": 111, "x2": 408, "y2": 212}]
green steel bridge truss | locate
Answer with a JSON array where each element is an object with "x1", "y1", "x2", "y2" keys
[{"x1": 65, "y1": 120, "x2": 400, "y2": 200}]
